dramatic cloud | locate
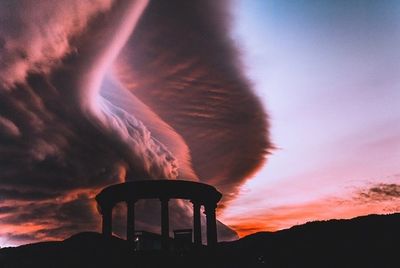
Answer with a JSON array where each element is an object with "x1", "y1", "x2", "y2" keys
[
  {"x1": 115, "y1": 0, "x2": 271, "y2": 197},
  {"x1": 0, "y1": 0, "x2": 270, "y2": 246},
  {"x1": 0, "y1": 193, "x2": 100, "y2": 245}
]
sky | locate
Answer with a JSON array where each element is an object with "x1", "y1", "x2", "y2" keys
[
  {"x1": 0, "y1": 0, "x2": 399, "y2": 247},
  {"x1": 220, "y1": 0, "x2": 400, "y2": 236}
]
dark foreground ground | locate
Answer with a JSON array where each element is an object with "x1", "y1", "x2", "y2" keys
[{"x1": 0, "y1": 213, "x2": 399, "y2": 268}]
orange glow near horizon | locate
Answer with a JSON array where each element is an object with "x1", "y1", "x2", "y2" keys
[{"x1": 221, "y1": 186, "x2": 400, "y2": 238}]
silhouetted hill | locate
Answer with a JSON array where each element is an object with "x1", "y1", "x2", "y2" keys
[
  {"x1": 217, "y1": 213, "x2": 399, "y2": 267},
  {"x1": 0, "y1": 213, "x2": 398, "y2": 268}
]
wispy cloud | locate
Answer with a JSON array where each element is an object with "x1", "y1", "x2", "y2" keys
[{"x1": 357, "y1": 183, "x2": 400, "y2": 201}]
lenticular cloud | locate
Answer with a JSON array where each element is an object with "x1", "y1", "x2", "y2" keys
[{"x1": 0, "y1": 0, "x2": 271, "y2": 245}]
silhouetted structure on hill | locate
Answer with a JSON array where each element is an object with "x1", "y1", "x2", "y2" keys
[{"x1": 95, "y1": 180, "x2": 222, "y2": 249}]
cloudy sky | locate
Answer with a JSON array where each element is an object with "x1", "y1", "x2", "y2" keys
[
  {"x1": 220, "y1": 0, "x2": 400, "y2": 236},
  {"x1": 0, "y1": 0, "x2": 268, "y2": 246},
  {"x1": 0, "y1": 0, "x2": 399, "y2": 246}
]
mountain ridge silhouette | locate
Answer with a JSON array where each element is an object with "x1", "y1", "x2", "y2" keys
[{"x1": 1, "y1": 213, "x2": 398, "y2": 267}]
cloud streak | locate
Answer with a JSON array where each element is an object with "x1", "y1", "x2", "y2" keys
[{"x1": 357, "y1": 183, "x2": 400, "y2": 202}]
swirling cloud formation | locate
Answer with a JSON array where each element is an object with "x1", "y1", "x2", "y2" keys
[{"x1": 0, "y1": 0, "x2": 270, "y2": 246}]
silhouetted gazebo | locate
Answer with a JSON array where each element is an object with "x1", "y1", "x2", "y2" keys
[{"x1": 95, "y1": 180, "x2": 222, "y2": 249}]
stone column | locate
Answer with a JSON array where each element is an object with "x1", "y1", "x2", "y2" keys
[
  {"x1": 192, "y1": 201, "x2": 202, "y2": 246},
  {"x1": 126, "y1": 201, "x2": 136, "y2": 243},
  {"x1": 102, "y1": 206, "x2": 113, "y2": 237},
  {"x1": 160, "y1": 198, "x2": 170, "y2": 250},
  {"x1": 205, "y1": 203, "x2": 218, "y2": 246}
]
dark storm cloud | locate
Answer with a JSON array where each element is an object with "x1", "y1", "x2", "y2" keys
[
  {"x1": 115, "y1": 0, "x2": 271, "y2": 198},
  {"x1": 0, "y1": 194, "x2": 100, "y2": 244},
  {"x1": 55, "y1": 195, "x2": 99, "y2": 225},
  {"x1": 0, "y1": 0, "x2": 172, "y2": 195},
  {"x1": 0, "y1": 206, "x2": 18, "y2": 214},
  {"x1": 0, "y1": 74, "x2": 127, "y2": 193},
  {"x1": 0, "y1": 0, "x2": 136, "y2": 199},
  {"x1": 0, "y1": 203, "x2": 55, "y2": 225},
  {"x1": 0, "y1": 0, "x2": 269, "y2": 245},
  {"x1": 0, "y1": 1, "x2": 149, "y2": 243},
  {"x1": 0, "y1": 188, "x2": 59, "y2": 201}
]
